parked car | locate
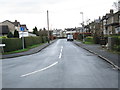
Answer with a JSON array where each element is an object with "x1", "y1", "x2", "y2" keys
[{"x1": 67, "y1": 34, "x2": 74, "y2": 41}]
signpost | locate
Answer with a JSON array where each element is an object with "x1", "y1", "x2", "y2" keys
[
  {"x1": 0, "y1": 44, "x2": 5, "y2": 53},
  {"x1": 20, "y1": 27, "x2": 25, "y2": 49}
]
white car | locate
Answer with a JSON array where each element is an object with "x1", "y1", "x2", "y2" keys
[{"x1": 67, "y1": 35, "x2": 74, "y2": 41}]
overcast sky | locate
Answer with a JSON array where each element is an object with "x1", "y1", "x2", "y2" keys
[{"x1": 0, "y1": 0, "x2": 117, "y2": 31}]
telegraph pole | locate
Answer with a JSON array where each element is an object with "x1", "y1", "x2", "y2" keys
[
  {"x1": 47, "y1": 10, "x2": 50, "y2": 44},
  {"x1": 80, "y1": 12, "x2": 85, "y2": 42}
]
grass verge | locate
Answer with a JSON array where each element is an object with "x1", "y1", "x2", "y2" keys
[
  {"x1": 76, "y1": 39, "x2": 94, "y2": 45},
  {"x1": 83, "y1": 41, "x2": 94, "y2": 44}
]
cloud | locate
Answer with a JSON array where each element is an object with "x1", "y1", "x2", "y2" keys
[{"x1": 0, "y1": 0, "x2": 116, "y2": 30}]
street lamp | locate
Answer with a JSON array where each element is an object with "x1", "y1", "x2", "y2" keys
[
  {"x1": 47, "y1": 10, "x2": 50, "y2": 44},
  {"x1": 80, "y1": 12, "x2": 85, "y2": 42}
]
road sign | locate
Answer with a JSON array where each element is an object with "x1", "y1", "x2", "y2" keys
[
  {"x1": 0, "y1": 44, "x2": 5, "y2": 47},
  {"x1": 20, "y1": 27, "x2": 25, "y2": 31}
]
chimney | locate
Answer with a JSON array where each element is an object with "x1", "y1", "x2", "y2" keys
[
  {"x1": 15, "y1": 20, "x2": 17, "y2": 22},
  {"x1": 110, "y1": 9, "x2": 114, "y2": 14}
]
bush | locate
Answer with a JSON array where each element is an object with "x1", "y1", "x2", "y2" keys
[
  {"x1": 2, "y1": 38, "x2": 22, "y2": 52},
  {"x1": 78, "y1": 34, "x2": 83, "y2": 40},
  {"x1": 113, "y1": 45, "x2": 120, "y2": 52},
  {"x1": 14, "y1": 30, "x2": 19, "y2": 38},
  {"x1": 7, "y1": 32, "x2": 14, "y2": 38},
  {"x1": 93, "y1": 36, "x2": 100, "y2": 44}
]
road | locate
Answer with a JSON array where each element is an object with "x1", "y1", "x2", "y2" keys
[{"x1": 2, "y1": 39, "x2": 119, "y2": 88}]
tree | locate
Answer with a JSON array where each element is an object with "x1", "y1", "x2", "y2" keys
[
  {"x1": 14, "y1": 30, "x2": 19, "y2": 38},
  {"x1": 113, "y1": 0, "x2": 120, "y2": 11},
  {"x1": 33, "y1": 26, "x2": 39, "y2": 36},
  {"x1": 43, "y1": 28, "x2": 46, "y2": 31},
  {"x1": 7, "y1": 32, "x2": 14, "y2": 38}
]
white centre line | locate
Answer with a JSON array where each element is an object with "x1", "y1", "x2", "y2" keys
[
  {"x1": 59, "y1": 46, "x2": 63, "y2": 59},
  {"x1": 59, "y1": 53, "x2": 62, "y2": 59},
  {"x1": 21, "y1": 61, "x2": 58, "y2": 77}
]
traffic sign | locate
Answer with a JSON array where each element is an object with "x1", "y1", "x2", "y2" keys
[{"x1": 20, "y1": 27, "x2": 25, "y2": 31}]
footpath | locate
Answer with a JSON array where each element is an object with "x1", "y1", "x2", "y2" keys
[
  {"x1": 2, "y1": 40, "x2": 57, "y2": 59},
  {"x1": 73, "y1": 40, "x2": 120, "y2": 70}
]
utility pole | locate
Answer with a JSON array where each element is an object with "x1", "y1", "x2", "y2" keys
[
  {"x1": 47, "y1": 10, "x2": 50, "y2": 44},
  {"x1": 80, "y1": 12, "x2": 85, "y2": 42}
]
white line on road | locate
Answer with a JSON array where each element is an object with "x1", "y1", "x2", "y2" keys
[
  {"x1": 21, "y1": 61, "x2": 58, "y2": 77},
  {"x1": 59, "y1": 46, "x2": 63, "y2": 59},
  {"x1": 59, "y1": 53, "x2": 62, "y2": 59}
]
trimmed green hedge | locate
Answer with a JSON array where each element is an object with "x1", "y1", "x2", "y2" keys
[
  {"x1": 112, "y1": 36, "x2": 120, "y2": 52},
  {"x1": 2, "y1": 38, "x2": 22, "y2": 52},
  {"x1": 2, "y1": 36, "x2": 48, "y2": 52},
  {"x1": 24, "y1": 36, "x2": 42, "y2": 48},
  {"x1": 24, "y1": 36, "x2": 47, "y2": 48}
]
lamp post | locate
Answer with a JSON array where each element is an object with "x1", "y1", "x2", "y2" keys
[
  {"x1": 80, "y1": 12, "x2": 85, "y2": 42},
  {"x1": 47, "y1": 10, "x2": 50, "y2": 44}
]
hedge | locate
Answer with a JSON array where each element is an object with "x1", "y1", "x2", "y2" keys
[
  {"x1": 24, "y1": 36, "x2": 48, "y2": 48},
  {"x1": 2, "y1": 38, "x2": 22, "y2": 52},
  {"x1": 24, "y1": 36, "x2": 42, "y2": 48},
  {"x1": 112, "y1": 36, "x2": 120, "y2": 52},
  {"x1": 2, "y1": 36, "x2": 48, "y2": 52}
]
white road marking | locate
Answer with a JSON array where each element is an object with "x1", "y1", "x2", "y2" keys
[
  {"x1": 21, "y1": 61, "x2": 58, "y2": 77},
  {"x1": 61, "y1": 48, "x2": 63, "y2": 52},
  {"x1": 59, "y1": 46, "x2": 63, "y2": 59},
  {"x1": 59, "y1": 53, "x2": 62, "y2": 59},
  {"x1": 21, "y1": 46, "x2": 63, "y2": 77}
]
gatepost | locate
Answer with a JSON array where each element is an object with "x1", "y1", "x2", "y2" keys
[{"x1": 108, "y1": 37, "x2": 114, "y2": 50}]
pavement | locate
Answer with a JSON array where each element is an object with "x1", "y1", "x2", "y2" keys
[
  {"x1": 73, "y1": 40, "x2": 120, "y2": 70},
  {"x1": 2, "y1": 39, "x2": 119, "y2": 88},
  {"x1": 1, "y1": 40, "x2": 57, "y2": 59}
]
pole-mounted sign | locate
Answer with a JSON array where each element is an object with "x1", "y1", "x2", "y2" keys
[{"x1": 20, "y1": 27, "x2": 25, "y2": 49}]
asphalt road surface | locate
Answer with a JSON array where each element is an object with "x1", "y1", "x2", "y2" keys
[{"x1": 2, "y1": 39, "x2": 119, "y2": 88}]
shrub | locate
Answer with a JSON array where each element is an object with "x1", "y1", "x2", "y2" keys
[
  {"x1": 78, "y1": 34, "x2": 83, "y2": 40},
  {"x1": 14, "y1": 30, "x2": 19, "y2": 38},
  {"x1": 7, "y1": 32, "x2": 14, "y2": 38},
  {"x1": 93, "y1": 36, "x2": 100, "y2": 44}
]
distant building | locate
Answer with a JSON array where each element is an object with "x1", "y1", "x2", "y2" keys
[{"x1": 53, "y1": 29, "x2": 64, "y2": 38}]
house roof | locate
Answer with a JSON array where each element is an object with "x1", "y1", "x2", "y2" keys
[
  {"x1": 0, "y1": 25, "x2": 9, "y2": 35},
  {"x1": 2, "y1": 20, "x2": 14, "y2": 24},
  {"x1": 13, "y1": 20, "x2": 20, "y2": 27}
]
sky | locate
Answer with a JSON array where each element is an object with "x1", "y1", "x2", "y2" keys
[{"x1": 0, "y1": 0, "x2": 117, "y2": 31}]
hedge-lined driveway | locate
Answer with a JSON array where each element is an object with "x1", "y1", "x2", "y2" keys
[{"x1": 2, "y1": 39, "x2": 119, "y2": 88}]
